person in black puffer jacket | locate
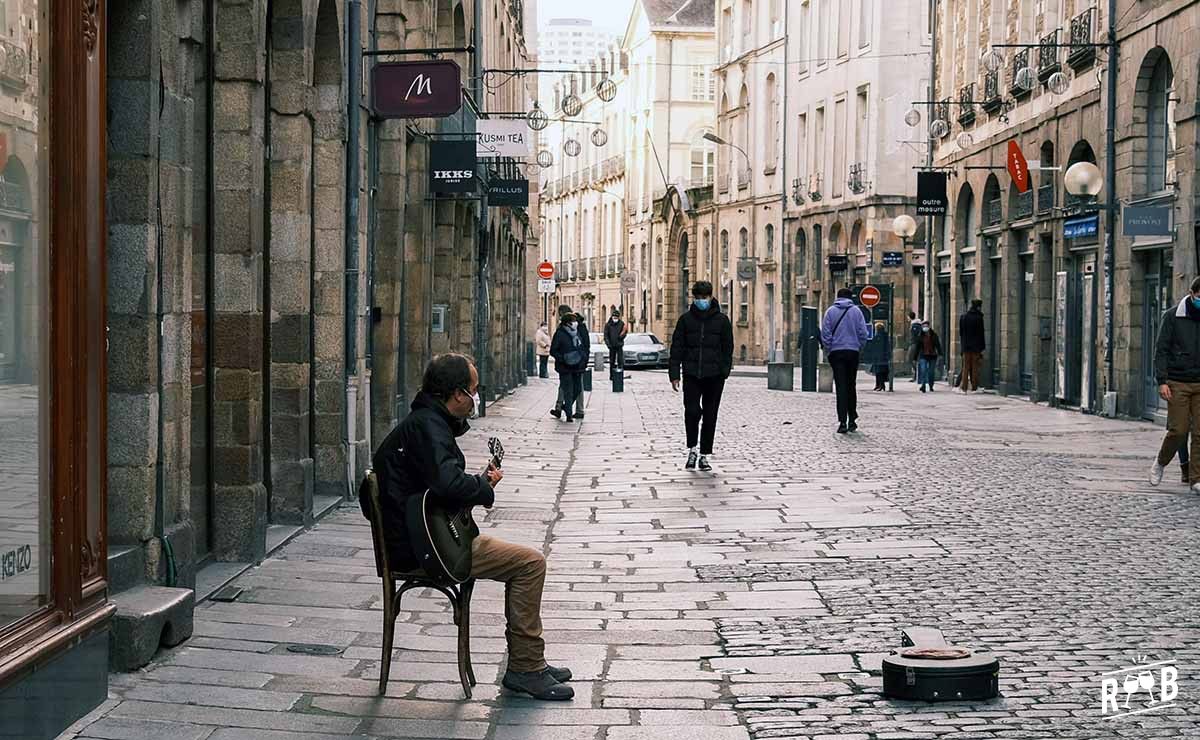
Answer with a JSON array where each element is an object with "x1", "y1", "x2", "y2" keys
[
  {"x1": 669, "y1": 280, "x2": 734, "y2": 471},
  {"x1": 549, "y1": 311, "x2": 590, "y2": 421},
  {"x1": 1151, "y1": 276, "x2": 1200, "y2": 493}
]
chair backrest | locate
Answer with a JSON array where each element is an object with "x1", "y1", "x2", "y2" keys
[{"x1": 360, "y1": 470, "x2": 393, "y2": 585}]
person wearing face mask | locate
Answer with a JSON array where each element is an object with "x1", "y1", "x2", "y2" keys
[
  {"x1": 535, "y1": 321, "x2": 552, "y2": 378},
  {"x1": 604, "y1": 308, "x2": 628, "y2": 375},
  {"x1": 916, "y1": 320, "x2": 943, "y2": 393},
  {"x1": 550, "y1": 309, "x2": 590, "y2": 422},
  {"x1": 368, "y1": 353, "x2": 575, "y2": 700},
  {"x1": 1149, "y1": 277, "x2": 1200, "y2": 493},
  {"x1": 669, "y1": 281, "x2": 734, "y2": 471}
]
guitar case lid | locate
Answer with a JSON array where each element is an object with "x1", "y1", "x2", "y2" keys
[{"x1": 881, "y1": 629, "x2": 1000, "y2": 702}]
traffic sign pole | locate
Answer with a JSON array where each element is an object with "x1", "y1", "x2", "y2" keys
[{"x1": 889, "y1": 283, "x2": 895, "y2": 393}]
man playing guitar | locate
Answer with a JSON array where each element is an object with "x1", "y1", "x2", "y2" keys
[{"x1": 371, "y1": 353, "x2": 574, "y2": 701}]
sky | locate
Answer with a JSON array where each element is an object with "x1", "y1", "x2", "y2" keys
[{"x1": 537, "y1": 0, "x2": 636, "y2": 36}]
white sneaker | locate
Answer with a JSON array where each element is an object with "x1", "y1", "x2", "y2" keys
[
  {"x1": 1150, "y1": 462, "x2": 1165, "y2": 486},
  {"x1": 1191, "y1": 482, "x2": 1200, "y2": 495}
]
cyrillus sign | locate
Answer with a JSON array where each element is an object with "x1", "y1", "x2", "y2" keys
[
  {"x1": 372, "y1": 60, "x2": 463, "y2": 119},
  {"x1": 429, "y1": 141, "x2": 476, "y2": 193}
]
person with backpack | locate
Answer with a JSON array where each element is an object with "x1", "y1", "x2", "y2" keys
[
  {"x1": 821, "y1": 288, "x2": 871, "y2": 433},
  {"x1": 907, "y1": 311, "x2": 923, "y2": 382},
  {"x1": 549, "y1": 309, "x2": 590, "y2": 422},
  {"x1": 916, "y1": 319, "x2": 943, "y2": 393}
]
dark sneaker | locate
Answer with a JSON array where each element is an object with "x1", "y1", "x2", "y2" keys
[
  {"x1": 685, "y1": 450, "x2": 698, "y2": 470},
  {"x1": 550, "y1": 408, "x2": 561, "y2": 419},
  {"x1": 847, "y1": 420, "x2": 858, "y2": 433},
  {"x1": 836, "y1": 423, "x2": 848, "y2": 434},
  {"x1": 698, "y1": 456, "x2": 712, "y2": 472},
  {"x1": 547, "y1": 664, "x2": 573, "y2": 683},
  {"x1": 502, "y1": 668, "x2": 575, "y2": 701},
  {"x1": 920, "y1": 385, "x2": 927, "y2": 393},
  {"x1": 574, "y1": 412, "x2": 585, "y2": 420},
  {"x1": 564, "y1": 415, "x2": 574, "y2": 422},
  {"x1": 1180, "y1": 468, "x2": 1189, "y2": 485}
]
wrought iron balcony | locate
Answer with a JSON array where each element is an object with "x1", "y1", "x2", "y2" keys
[
  {"x1": 985, "y1": 196, "x2": 1003, "y2": 227},
  {"x1": 958, "y1": 83, "x2": 976, "y2": 126},
  {"x1": 1010, "y1": 48, "x2": 1032, "y2": 97},
  {"x1": 1068, "y1": 7, "x2": 1096, "y2": 69},
  {"x1": 1036, "y1": 183, "x2": 1056, "y2": 215},
  {"x1": 1063, "y1": 191, "x2": 1100, "y2": 214},
  {"x1": 1038, "y1": 29, "x2": 1061, "y2": 82},
  {"x1": 982, "y1": 70, "x2": 1003, "y2": 114},
  {"x1": 808, "y1": 173, "x2": 823, "y2": 202},
  {"x1": 738, "y1": 167, "x2": 751, "y2": 189},
  {"x1": 847, "y1": 163, "x2": 868, "y2": 195},
  {"x1": 791, "y1": 177, "x2": 805, "y2": 204},
  {"x1": 935, "y1": 99, "x2": 952, "y2": 138},
  {"x1": 1011, "y1": 189, "x2": 1034, "y2": 221},
  {"x1": 0, "y1": 40, "x2": 28, "y2": 90}
]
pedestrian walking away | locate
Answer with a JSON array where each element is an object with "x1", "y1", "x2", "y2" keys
[
  {"x1": 870, "y1": 321, "x2": 890, "y2": 391},
  {"x1": 368, "y1": 354, "x2": 574, "y2": 700},
  {"x1": 604, "y1": 309, "x2": 628, "y2": 375},
  {"x1": 822, "y1": 287, "x2": 871, "y2": 433},
  {"x1": 907, "y1": 311, "x2": 922, "y2": 383},
  {"x1": 549, "y1": 305, "x2": 587, "y2": 419},
  {"x1": 1149, "y1": 277, "x2": 1200, "y2": 493},
  {"x1": 535, "y1": 322, "x2": 551, "y2": 379},
  {"x1": 916, "y1": 320, "x2": 943, "y2": 393},
  {"x1": 959, "y1": 299, "x2": 986, "y2": 392},
  {"x1": 550, "y1": 311, "x2": 590, "y2": 422},
  {"x1": 669, "y1": 281, "x2": 734, "y2": 472}
]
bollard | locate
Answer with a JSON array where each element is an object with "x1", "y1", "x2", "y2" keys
[
  {"x1": 767, "y1": 362, "x2": 794, "y2": 391},
  {"x1": 583, "y1": 369, "x2": 593, "y2": 392},
  {"x1": 612, "y1": 372, "x2": 624, "y2": 393}
]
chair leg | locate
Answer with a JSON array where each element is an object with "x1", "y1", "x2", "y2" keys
[
  {"x1": 379, "y1": 593, "x2": 398, "y2": 696},
  {"x1": 460, "y1": 580, "x2": 476, "y2": 686},
  {"x1": 449, "y1": 584, "x2": 472, "y2": 699}
]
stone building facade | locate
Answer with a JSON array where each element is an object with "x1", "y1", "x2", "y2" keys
[
  {"x1": 931, "y1": 0, "x2": 1197, "y2": 419},
  {"x1": 103, "y1": 0, "x2": 536, "y2": 666}
]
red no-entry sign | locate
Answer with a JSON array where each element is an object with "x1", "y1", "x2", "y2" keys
[
  {"x1": 860, "y1": 285, "x2": 882, "y2": 308},
  {"x1": 537, "y1": 261, "x2": 555, "y2": 280}
]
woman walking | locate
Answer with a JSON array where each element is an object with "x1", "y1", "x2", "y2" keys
[
  {"x1": 550, "y1": 312, "x2": 590, "y2": 421},
  {"x1": 871, "y1": 322, "x2": 890, "y2": 391},
  {"x1": 535, "y1": 322, "x2": 551, "y2": 378}
]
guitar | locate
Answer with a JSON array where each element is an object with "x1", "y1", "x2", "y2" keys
[{"x1": 405, "y1": 437, "x2": 504, "y2": 584}]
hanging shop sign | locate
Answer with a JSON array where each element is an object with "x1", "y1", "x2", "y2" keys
[
  {"x1": 429, "y1": 141, "x2": 477, "y2": 193},
  {"x1": 915, "y1": 171, "x2": 948, "y2": 215},
  {"x1": 1122, "y1": 206, "x2": 1172, "y2": 237},
  {"x1": 1063, "y1": 214, "x2": 1099, "y2": 240},
  {"x1": 487, "y1": 178, "x2": 529, "y2": 207},
  {"x1": 1007, "y1": 140, "x2": 1030, "y2": 193},
  {"x1": 476, "y1": 119, "x2": 532, "y2": 158},
  {"x1": 827, "y1": 254, "x2": 849, "y2": 272},
  {"x1": 372, "y1": 60, "x2": 463, "y2": 119}
]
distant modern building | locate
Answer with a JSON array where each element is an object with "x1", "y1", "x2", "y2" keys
[{"x1": 537, "y1": 18, "x2": 621, "y2": 103}]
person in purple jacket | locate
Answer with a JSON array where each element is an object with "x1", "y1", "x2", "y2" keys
[{"x1": 821, "y1": 287, "x2": 872, "y2": 433}]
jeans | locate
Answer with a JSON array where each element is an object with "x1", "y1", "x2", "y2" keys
[
  {"x1": 469, "y1": 535, "x2": 547, "y2": 673},
  {"x1": 1179, "y1": 431, "x2": 1189, "y2": 468},
  {"x1": 538, "y1": 355, "x2": 549, "y2": 378},
  {"x1": 1157, "y1": 381, "x2": 1200, "y2": 483},
  {"x1": 608, "y1": 345, "x2": 624, "y2": 373},
  {"x1": 828, "y1": 350, "x2": 860, "y2": 424},
  {"x1": 558, "y1": 371, "x2": 583, "y2": 418},
  {"x1": 918, "y1": 356, "x2": 938, "y2": 387},
  {"x1": 960, "y1": 351, "x2": 982, "y2": 390},
  {"x1": 682, "y1": 374, "x2": 726, "y2": 454}
]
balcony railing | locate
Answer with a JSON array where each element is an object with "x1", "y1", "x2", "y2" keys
[
  {"x1": 935, "y1": 99, "x2": 952, "y2": 138},
  {"x1": 847, "y1": 163, "x2": 867, "y2": 195},
  {"x1": 738, "y1": 167, "x2": 751, "y2": 189},
  {"x1": 0, "y1": 40, "x2": 28, "y2": 90},
  {"x1": 957, "y1": 83, "x2": 976, "y2": 126},
  {"x1": 1036, "y1": 183, "x2": 1056, "y2": 215},
  {"x1": 1063, "y1": 191, "x2": 1100, "y2": 213},
  {"x1": 982, "y1": 70, "x2": 1003, "y2": 113},
  {"x1": 1011, "y1": 189, "x2": 1034, "y2": 221},
  {"x1": 1038, "y1": 29, "x2": 1061, "y2": 82},
  {"x1": 985, "y1": 196, "x2": 1002, "y2": 227},
  {"x1": 1068, "y1": 7, "x2": 1097, "y2": 69},
  {"x1": 1010, "y1": 48, "x2": 1032, "y2": 97}
]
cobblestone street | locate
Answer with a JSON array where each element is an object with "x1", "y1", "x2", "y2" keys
[{"x1": 62, "y1": 372, "x2": 1200, "y2": 740}]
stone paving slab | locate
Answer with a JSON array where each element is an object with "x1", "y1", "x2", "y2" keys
[{"x1": 60, "y1": 372, "x2": 1200, "y2": 740}]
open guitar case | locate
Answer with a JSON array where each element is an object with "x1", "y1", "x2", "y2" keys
[{"x1": 881, "y1": 627, "x2": 1000, "y2": 702}]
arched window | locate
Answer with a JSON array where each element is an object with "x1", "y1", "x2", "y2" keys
[
  {"x1": 739, "y1": 227, "x2": 749, "y2": 258},
  {"x1": 737, "y1": 84, "x2": 750, "y2": 181},
  {"x1": 1146, "y1": 54, "x2": 1176, "y2": 193},
  {"x1": 720, "y1": 229, "x2": 730, "y2": 266},
  {"x1": 796, "y1": 229, "x2": 807, "y2": 276},
  {"x1": 765, "y1": 74, "x2": 779, "y2": 163},
  {"x1": 765, "y1": 224, "x2": 775, "y2": 260},
  {"x1": 703, "y1": 229, "x2": 712, "y2": 276},
  {"x1": 813, "y1": 224, "x2": 823, "y2": 271},
  {"x1": 691, "y1": 132, "x2": 716, "y2": 186}
]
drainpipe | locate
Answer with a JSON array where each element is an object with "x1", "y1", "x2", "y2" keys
[
  {"x1": 1102, "y1": 0, "x2": 1117, "y2": 405},
  {"x1": 344, "y1": 0, "x2": 362, "y2": 496},
  {"x1": 154, "y1": 54, "x2": 176, "y2": 586},
  {"x1": 780, "y1": 0, "x2": 789, "y2": 362},
  {"x1": 925, "y1": 0, "x2": 937, "y2": 321}
]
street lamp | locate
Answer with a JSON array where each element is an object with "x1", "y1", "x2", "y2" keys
[
  {"x1": 893, "y1": 214, "x2": 918, "y2": 249},
  {"x1": 702, "y1": 131, "x2": 750, "y2": 170},
  {"x1": 1064, "y1": 161, "x2": 1103, "y2": 198}
]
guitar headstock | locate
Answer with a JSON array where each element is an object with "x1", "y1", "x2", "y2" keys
[{"x1": 488, "y1": 437, "x2": 505, "y2": 468}]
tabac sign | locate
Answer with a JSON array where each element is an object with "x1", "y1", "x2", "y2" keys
[{"x1": 371, "y1": 60, "x2": 462, "y2": 119}]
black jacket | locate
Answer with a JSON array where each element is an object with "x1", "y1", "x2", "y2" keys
[
  {"x1": 550, "y1": 322, "x2": 590, "y2": 373},
  {"x1": 916, "y1": 329, "x2": 943, "y2": 358},
  {"x1": 669, "y1": 300, "x2": 734, "y2": 382},
  {"x1": 604, "y1": 319, "x2": 627, "y2": 348},
  {"x1": 959, "y1": 308, "x2": 986, "y2": 353},
  {"x1": 367, "y1": 392, "x2": 495, "y2": 571},
  {"x1": 1155, "y1": 299, "x2": 1200, "y2": 384}
]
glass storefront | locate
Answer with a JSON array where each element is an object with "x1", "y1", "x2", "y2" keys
[{"x1": 0, "y1": 0, "x2": 45, "y2": 634}]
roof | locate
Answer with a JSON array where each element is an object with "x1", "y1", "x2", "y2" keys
[{"x1": 643, "y1": 0, "x2": 715, "y2": 29}]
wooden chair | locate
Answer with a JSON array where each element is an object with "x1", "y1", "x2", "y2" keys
[{"x1": 360, "y1": 470, "x2": 477, "y2": 698}]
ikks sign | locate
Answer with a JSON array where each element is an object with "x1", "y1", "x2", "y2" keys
[
  {"x1": 429, "y1": 141, "x2": 476, "y2": 193},
  {"x1": 371, "y1": 60, "x2": 463, "y2": 119},
  {"x1": 476, "y1": 119, "x2": 532, "y2": 158},
  {"x1": 487, "y1": 178, "x2": 529, "y2": 207}
]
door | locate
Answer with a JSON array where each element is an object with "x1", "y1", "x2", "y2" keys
[
  {"x1": 988, "y1": 260, "x2": 1000, "y2": 387},
  {"x1": 1143, "y1": 249, "x2": 1172, "y2": 419},
  {"x1": 1019, "y1": 256, "x2": 1035, "y2": 394},
  {"x1": 767, "y1": 283, "x2": 776, "y2": 362}
]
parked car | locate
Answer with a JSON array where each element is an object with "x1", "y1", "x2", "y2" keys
[{"x1": 622, "y1": 333, "x2": 668, "y2": 369}]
